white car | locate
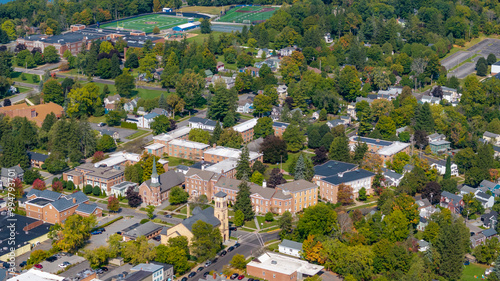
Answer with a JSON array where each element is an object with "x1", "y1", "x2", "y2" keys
[{"x1": 59, "y1": 261, "x2": 71, "y2": 268}]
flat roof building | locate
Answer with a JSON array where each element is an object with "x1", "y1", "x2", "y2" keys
[{"x1": 247, "y1": 252, "x2": 324, "y2": 281}]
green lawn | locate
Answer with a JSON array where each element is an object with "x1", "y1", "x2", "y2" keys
[
  {"x1": 126, "y1": 130, "x2": 150, "y2": 140},
  {"x1": 244, "y1": 219, "x2": 257, "y2": 229},
  {"x1": 101, "y1": 14, "x2": 188, "y2": 33},
  {"x1": 256, "y1": 216, "x2": 278, "y2": 228},
  {"x1": 17, "y1": 86, "x2": 32, "y2": 93},
  {"x1": 218, "y1": 6, "x2": 278, "y2": 23},
  {"x1": 11, "y1": 72, "x2": 40, "y2": 84},
  {"x1": 186, "y1": 30, "x2": 225, "y2": 44},
  {"x1": 174, "y1": 214, "x2": 187, "y2": 219},
  {"x1": 165, "y1": 156, "x2": 195, "y2": 167},
  {"x1": 461, "y1": 263, "x2": 489, "y2": 280},
  {"x1": 88, "y1": 116, "x2": 107, "y2": 124},
  {"x1": 267, "y1": 152, "x2": 306, "y2": 173},
  {"x1": 91, "y1": 82, "x2": 168, "y2": 100}
]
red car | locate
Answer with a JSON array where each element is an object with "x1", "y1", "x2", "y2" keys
[
  {"x1": 34, "y1": 264, "x2": 43, "y2": 269},
  {"x1": 238, "y1": 275, "x2": 245, "y2": 280}
]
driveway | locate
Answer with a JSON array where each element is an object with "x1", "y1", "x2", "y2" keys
[
  {"x1": 38, "y1": 255, "x2": 85, "y2": 274},
  {"x1": 87, "y1": 217, "x2": 142, "y2": 249},
  {"x1": 89, "y1": 123, "x2": 137, "y2": 143}
]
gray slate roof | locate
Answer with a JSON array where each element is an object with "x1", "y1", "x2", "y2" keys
[
  {"x1": 68, "y1": 191, "x2": 89, "y2": 204},
  {"x1": 314, "y1": 160, "x2": 357, "y2": 177},
  {"x1": 27, "y1": 189, "x2": 62, "y2": 201},
  {"x1": 76, "y1": 203, "x2": 100, "y2": 214},
  {"x1": 480, "y1": 180, "x2": 498, "y2": 190},
  {"x1": 27, "y1": 151, "x2": 49, "y2": 162},
  {"x1": 181, "y1": 206, "x2": 220, "y2": 232},
  {"x1": 124, "y1": 221, "x2": 163, "y2": 239},
  {"x1": 0, "y1": 166, "x2": 24, "y2": 177},
  {"x1": 143, "y1": 170, "x2": 185, "y2": 193},
  {"x1": 482, "y1": 228, "x2": 497, "y2": 237},
  {"x1": 322, "y1": 169, "x2": 375, "y2": 185},
  {"x1": 382, "y1": 168, "x2": 403, "y2": 180},
  {"x1": 279, "y1": 239, "x2": 303, "y2": 251},
  {"x1": 189, "y1": 117, "x2": 217, "y2": 127}
]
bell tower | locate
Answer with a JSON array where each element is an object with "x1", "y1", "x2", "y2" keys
[
  {"x1": 150, "y1": 158, "x2": 160, "y2": 205},
  {"x1": 214, "y1": 191, "x2": 229, "y2": 241}
]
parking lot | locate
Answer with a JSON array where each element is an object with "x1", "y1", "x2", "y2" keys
[
  {"x1": 87, "y1": 217, "x2": 142, "y2": 249},
  {"x1": 38, "y1": 254, "x2": 85, "y2": 274}
]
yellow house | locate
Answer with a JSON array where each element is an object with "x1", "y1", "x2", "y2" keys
[{"x1": 161, "y1": 191, "x2": 229, "y2": 244}]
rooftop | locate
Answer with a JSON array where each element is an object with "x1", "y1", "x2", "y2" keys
[
  {"x1": 381, "y1": 168, "x2": 403, "y2": 180},
  {"x1": 111, "y1": 181, "x2": 137, "y2": 191},
  {"x1": 75, "y1": 203, "x2": 100, "y2": 214},
  {"x1": 247, "y1": 252, "x2": 324, "y2": 276},
  {"x1": 181, "y1": 206, "x2": 220, "y2": 231},
  {"x1": 6, "y1": 269, "x2": 65, "y2": 281},
  {"x1": 377, "y1": 141, "x2": 410, "y2": 156},
  {"x1": 321, "y1": 169, "x2": 375, "y2": 185},
  {"x1": 131, "y1": 263, "x2": 164, "y2": 272},
  {"x1": 169, "y1": 139, "x2": 210, "y2": 150},
  {"x1": 0, "y1": 214, "x2": 52, "y2": 257},
  {"x1": 145, "y1": 143, "x2": 165, "y2": 150},
  {"x1": 123, "y1": 221, "x2": 163, "y2": 239},
  {"x1": 233, "y1": 118, "x2": 258, "y2": 132},
  {"x1": 189, "y1": 117, "x2": 217, "y2": 127},
  {"x1": 429, "y1": 140, "x2": 451, "y2": 146},
  {"x1": 75, "y1": 162, "x2": 124, "y2": 179},
  {"x1": 204, "y1": 146, "x2": 263, "y2": 161},
  {"x1": 279, "y1": 239, "x2": 303, "y2": 251},
  {"x1": 143, "y1": 170, "x2": 185, "y2": 193},
  {"x1": 27, "y1": 151, "x2": 49, "y2": 162},
  {"x1": 314, "y1": 160, "x2": 357, "y2": 177},
  {"x1": 277, "y1": 180, "x2": 317, "y2": 193},
  {"x1": 205, "y1": 159, "x2": 237, "y2": 174},
  {"x1": 350, "y1": 136, "x2": 392, "y2": 146},
  {"x1": 153, "y1": 126, "x2": 192, "y2": 142},
  {"x1": 94, "y1": 151, "x2": 141, "y2": 167}
]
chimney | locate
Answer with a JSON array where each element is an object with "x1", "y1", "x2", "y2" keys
[
  {"x1": 213, "y1": 143, "x2": 216, "y2": 148},
  {"x1": 31, "y1": 109, "x2": 36, "y2": 118},
  {"x1": 376, "y1": 139, "x2": 380, "y2": 143},
  {"x1": 186, "y1": 203, "x2": 190, "y2": 218},
  {"x1": 201, "y1": 165, "x2": 205, "y2": 171},
  {"x1": 72, "y1": 198, "x2": 76, "y2": 203},
  {"x1": 262, "y1": 180, "x2": 267, "y2": 188}
]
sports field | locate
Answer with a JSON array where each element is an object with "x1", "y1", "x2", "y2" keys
[
  {"x1": 218, "y1": 6, "x2": 278, "y2": 23},
  {"x1": 100, "y1": 14, "x2": 188, "y2": 33}
]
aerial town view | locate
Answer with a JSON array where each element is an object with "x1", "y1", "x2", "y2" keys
[{"x1": 1, "y1": 0, "x2": 500, "y2": 280}]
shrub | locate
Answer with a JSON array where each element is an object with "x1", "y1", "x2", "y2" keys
[
  {"x1": 66, "y1": 181, "x2": 74, "y2": 190},
  {"x1": 84, "y1": 184, "x2": 93, "y2": 194},
  {"x1": 92, "y1": 186, "x2": 101, "y2": 196},
  {"x1": 140, "y1": 218, "x2": 150, "y2": 224},
  {"x1": 121, "y1": 122, "x2": 138, "y2": 130},
  {"x1": 264, "y1": 212, "x2": 274, "y2": 222}
]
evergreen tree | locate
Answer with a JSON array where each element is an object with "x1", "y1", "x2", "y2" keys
[
  {"x1": 41, "y1": 112, "x2": 57, "y2": 132},
  {"x1": 307, "y1": 128, "x2": 321, "y2": 148},
  {"x1": 234, "y1": 181, "x2": 254, "y2": 221},
  {"x1": 235, "y1": 146, "x2": 251, "y2": 180},
  {"x1": 253, "y1": 117, "x2": 274, "y2": 139},
  {"x1": 495, "y1": 254, "x2": 500, "y2": 280},
  {"x1": 0, "y1": 134, "x2": 29, "y2": 168},
  {"x1": 210, "y1": 121, "x2": 222, "y2": 145},
  {"x1": 444, "y1": 156, "x2": 452, "y2": 180},
  {"x1": 110, "y1": 53, "x2": 122, "y2": 78},
  {"x1": 353, "y1": 141, "x2": 368, "y2": 164},
  {"x1": 329, "y1": 136, "x2": 351, "y2": 162},
  {"x1": 414, "y1": 103, "x2": 434, "y2": 133},
  {"x1": 434, "y1": 220, "x2": 468, "y2": 280},
  {"x1": 294, "y1": 154, "x2": 307, "y2": 180},
  {"x1": 158, "y1": 94, "x2": 167, "y2": 110}
]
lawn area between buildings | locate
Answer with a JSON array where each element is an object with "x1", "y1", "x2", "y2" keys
[
  {"x1": 461, "y1": 263, "x2": 489, "y2": 280},
  {"x1": 11, "y1": 71, "x2": 40, "y2": 84},
  {"x1": 256, "y1": 215, "x2": 278, "y2": 228},
  {"x1": 126, "y1": 129, "x2": 150, "y2": 139}
]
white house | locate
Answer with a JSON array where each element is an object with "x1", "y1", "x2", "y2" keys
[
  {"x1": 483, "y1": 131, "x2": 500, "y2": 145},
  {"x1": 188, "y1": 117, "x2": 217, "y2": 131},
  {"x1": 492, "y1": 61, "x2": 500, "y2": 75},
  {"x1": 278, "y1": 239, "x2": 303, "y2": 258},
  {"x1": 312, "y1": 110, "x2": 321, "y2": 120},
  {"x1": 476, "y1": 191, "x2": 495, "y2": 209},
  {"x1": 277, "y1": 84, "x2": 288, "y2": 102},
  {"x1": 279, "y1": 46, "x2": 295, "y2": 57},
  {"x1": 382, "y1": 168, "x2": 403, "y2": 186},
  {"x1": 428, "y1": 133, "x2": 446, "y2": 143},
  {"x1": 418, "y1": 240, "x2": 430, "y2": 252},
  {"x1": 137, "y1": 112, "x2": 159, "y2": 129},
  {"x1": 123, "y1": 98, "x2": 139, "y2": 112},
  {"x1": 441, "y1": 86, "x2": 460, "y2": 103},
  {"x1": 256, "y1": 48, "x2": 272, "y2": 58},
  {"x1": 430, "y1": 159, "x2": 459, "y2": 177},
  {"x1": 420, "y1": 95, "x2": 440, "y2": 105},
  {"x1": 104, "y1": 94, "x2": 121, "y2": 111},
  {"x1": 110, "y1": 181, "x2": 138, "y2": 197},
  {"x1": 324, "y1": 33, "x2": 333, "y2": 43}
]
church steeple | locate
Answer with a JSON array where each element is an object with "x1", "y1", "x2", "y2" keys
[{"x1": 150, "y1": 158, "x2": 160, "y2": 187}]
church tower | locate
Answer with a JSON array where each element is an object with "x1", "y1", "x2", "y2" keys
[
  {"x1": 214, "y1": 191, "x2": 229, "y2": 241},
  {"x1": 150, "y1": 158, "x2": 160, "y2": 205}
]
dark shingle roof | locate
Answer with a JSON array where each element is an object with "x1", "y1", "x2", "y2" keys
[
  {"x1": 144, "y1": 170, "x2": 185, "y2": 193},
  {"x1": 27, "y1": 189, "x2": 62, "y2": 201},
  {"x1": 279, "y1": 239, "x2": 303, "y2": 251},
  {"x1": 68, "y1": 191, "x2": 89, "y2": 204},
  {"x1": 0, "y1": 166, "x2": 24, "y2": 177},
  {"x1": 123, "y1": 221, "x2": 163, "y2": 239},
  {"x1": 214, "y1": 191, "x2": 227, "y2": 198},
  {"x1": 273, "y1": 122, "x2": 289, "y2": 128},
  {"x1": 189, "y1": 117, "x2": 217, "y2": 127},
  {"x1": 27, "y1": 151, "x2": 49, "y2": 162},
  {"x1": 314, "y1": 160, "x2": 357, "y2": 177},
  {"x1": 50, "y1": 197, "x2": 78, "y2": 212},
  {"x1": 382, "y1": 168, "x2": 403, "y2": 180},
  {"x1": 321, "y1": 169, "x2": 375, "y2": 185},
  {"x1": 76, "y1": 203, "x2": 100, "y2": 214},
  {"x1": 482, "y1": 228, "x2": 497, "y2": 237},
  {"x1": 441, "y1": 191, "x2": 463, "y2": 205},
  {"x1": 181, "y1": 207, "x2": 220, "y2": 232}
]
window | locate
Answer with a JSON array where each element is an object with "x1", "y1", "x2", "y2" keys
[
  {"x1": 273, "y1": 274, "x2": 276, "y2": 278},
  {"x1": 263, "y1": 272, "x2": 265, "y2": 276}
]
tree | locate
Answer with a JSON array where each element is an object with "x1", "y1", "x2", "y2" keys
[
  {"x1": 252, "y1": 160, "x2": 267, "y2": 175},
  {"x1": 169, "y1": 186, "x2": 188, "y2": 205},
  {"x1": 191, "y1": 220, "x2": 222, "y2": 261},
  {"x1": 375, "y1": 116, "x2": 396, "y2": 139},
  {"x1": 279, "y1": 211, "x2": 293, "y2": 237},
  {"x1": 235, "y1": 147, "x2": 251, "y2": 180},
  {"x1": 121, "y1": 236, "x2": 156, "y2": 264},
  {"x1": 444, "y1": 156, "x2": 452, "y2": 180},
  {"x1": 146, "y1": 205, "x2": 155, "y2": 219},
  {"x1": 358, "y1": 187, "x2": 367, "y2": 201},
  {"x1": 265, "y1": 212, "x2": 274, "y2": 222},
  {"x1": 92, "y1": 151, "x2": 106, "y2": 163},
  {"x1": 156, "y1": 245, "x2": 190, "y2": 274},
  {"x1": 337, "y1": 66, "x2": 361, "y2": 102},
  {"x1": 97, "y1": 135, "x2": 116, "y2": 152},
  {"x1": 218, "y1": 128, "x2": 243, "y2": 148},
  {"x1": 230, "y1": 254, "x2": 247, "y2": 269},
  {"x1": 261, "y1": 135, "x2": 288, "y2": 164},
  {"x1": 50, "y1": 214, "x2": 96, "y2": 253},
  {"x1": 3, "y1": 98, "x2": 10, "y2": 106},
  {"x1": 434, "y1": 219, "x2": 468, "y2": 280},
  {"x1": 152, "y1": 26, "x2": 160, "y2": 34},
  {"x1": 282, "y1": 124, "x2": 305, "y2": 152},
  {"x1": 254, "y1": 117, "x2": 274, "y2": 139},
  {"x1": 32, "y1": 178, "x2": 46, "y2": 190},
  {"x1": 200, "y1": 18, "x2": 211, "y2": 34},
  {"x1": 96, "y1": 58, "x2": 112, "y2": 79},
  {"x1": 24, "y1": 169, "x2": 42, "y2": 184},
  {"x1": 188, "y1": 128, "x2": 210, "y2": 144},
  {"x1": 234, "y1": 210, "x2": 244, "y2": 226},
  {"x1": 414, "y1": 130, "x2": 428, "y2": 149},
  {"x1": 43, "y1": 46, "x2": 59, "y2": 63},
  {"x1": 329, "y1": 136, "x2": 351, "y2": 162},
  {"x1": 312, "y1": 146, "x2": 328, "y2": 165},
  {"x1": 67, "y1": 83, "x2": 101, "y2": 116},
  {"x1": 476, "y1": 57, "x2": 488, "y2": 76},
  {"x1": 108, "y1": 196, "x2": 120, "y2": 212},
  {"x1": 253, "y1": 94, "x2": 273, "y2": 116},
  {"x1": 353, "y1": 142, "x2": 368, "y2": 164},
  {"x1": 110, "y1": 54, "x2": 122, "y2": 78},
  {"x1": 294, "y1": 154, "x2": 308, "y2": 180},
  {"x1": 115, "y1": 71, "x2": 135, "y2": 97},
  {"x1": 43, "y1": 79, "x2": 64, "y2": 105},
  {"x1": 1, "y1": 134, "x2": 29, "y2": 169},
  {"x1": 414, "y1": 103, "x2": 434, "y2": 133},
  {"x1": 106, "y1": 110, "x2": 123, "y2": 126},
  {"x1": 295, "y1": 203, "x2": 337, "y2": 239},
  {"x1": 84, "y1": 184, "x2": 93, "y2": 194},
  {"x1": 93, "y1": 186, "x2": 101, "y2": 196},
  {"x1": 210, "y1": 121, "x2": 222, "y2": 145},
  {"x1": 250, "y1": 171, "x2": 264, "y2": 185},
  {"x1": 85, "y1": 246, "x2": 109, "y2": 269},
  {"x1": 441, "y1": 178, "x2": 458, "y2": 193},
  {"x1": 234, "y1": 181, "x2": 254, "y2": 221},
  {"x1": 422, "y1": 181, "x2": 441, "y2": 204},
  {"x1": 488, "y1": 53, "x2": 497, "y2": 65},
  {"x1": 168, "y1": 236, "x2": 189, "y2": 257},
  {"x1": 176, "y1": 72, "x2": 204, "y2": 110},
  {"x1": 268, "y1": 168, "x2": 286, "y2": 188},
  {"x1": 338, "y1": 183, "x2": 354, "y2": 205},
  {"x1": 150, "y1": 115, "x2": 173, "y2": 135},
  {"x1": 125, "y1": 53, "x2": 139, "y2": 69},
  {"x1": 126, "y1": 186, "x2": 142, "y2": 207}
]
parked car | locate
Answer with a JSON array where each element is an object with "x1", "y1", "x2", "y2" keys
[
  {"x1": 19, "y1": 261, "x2": 27, "y2": 268},
  {"x1": 188, "y1": 272, "x2": 196, "y2": 278},
  {"x1": 96, "y1": 269, "x2": 104, "y2": 274},
  {"x1": 116, "y1": 231, "x2": 122, "y2": 235},
  {"x1": 230, "y1": 273, "x2": 239, "y2": 280},
  {"x1": 227, "y1": 246, "x2": 235, "y2": 252},
  {"x1": 229, "y1": 226, "x2": 237, "y2": 231},
  {"x1": 100, "y1": 267, "x2": 108, "y2": 272},
  {"x1": 2, "y1": 262, "x2": 9, "y2": 269},
  {"x1": 59, "y1": 261, "x2": 71, "y2": 268},
  {"x1": 34, "y1": 264, "x2": 43, "y2": 269},
  {"x1": 46, "y1": 256, "x2": 57, "y2": 262},
  {"x1": 181, "y1": 277, "x2": 188, "y2": 281},
  {"x1": 91, "y1": 230, "x2": 103, "y2": 235},
  {"x1": 248, "y1": 278, "x2": 254, "y2": 281},
  {"x1": 234, "y1": 243, "x2": 241, "y2": 248},
  {"x1": 205, "y1": 261, "x2": 212, "y2": 267},
  {"x1": 197, "y1": 267, "x2": 204, "y2": 272},
  {"x1": 203, "y1": 272, "x2": 210, "y2": 278},
  {"x1": 97, "y1": 122, "x2": 106, "y2": 127},
  {"x1": 219, "y1": 250, "x2": 227, "y2": 256},
  {"x1": 238, "y1": 275, "x2": 245, "y2": 280},
  {"x1": 153, "y1": 236, "x2": 161, "y2": 241},
  {"x1": 212, "y1": 258, "x2": 218, "y2": 263},
  {"x1": 99, "y1": 228, "x2": 106, "y2": 232},
  {"x1": 165, "y1": 213, "x2": 172, "y2": 218}
]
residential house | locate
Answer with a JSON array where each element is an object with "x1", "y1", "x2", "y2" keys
[
  {"x1": 205, "y1": 69, "x2": 214, "y2": 77},
  {"x1": 273, "y1": 122, "x2": 288, "y2": 137},
  {"x1": 471, "y1": 233, "x2": 486, "y2": 248},
  {"x1": 208, "y1": 74, "x2": 235, "y2": 90},
  {"x1": 419, "y1": 95, "x2": 440, "y2": 105},
  {"x1": 377, "y1": 87, "x2": 402, "y2": 100},
  {"x1": 137, "y1": 107, "x2": 147, "y2": 115},
  {"x1": 0, "y1": 102, "x2": 64, "y2": 127},
  {"x1": 403, "y1": 164, "x2": 414, "y2": 174},
  {"x1": 415, "y1": 198, "x2": 439, "y2": 218},
  {"x1": 327, "y1": 119, "x2": 348, "y2": 129},
  {"x1": 110, "y1": 181, "x2": 137, "y2": 197},
  {"x1": 122, "y1": 221, "x2": 164, "y2": 241},
  {"x1": 279, "y1": 47, "x2": 296, "y2": 57},
  {"x1": 137, "y1": 112, "x2": 159, "y2": 129},
  {"x1": 429, "y1": 159, "x2": 459, "y2": 176},
  {"x1": 476, "y1": 191, "x2": 494, "y2": 209},
  {"x1": 355, "y1": 96, "x2": 375, "y2": 105},
  {"x1": 27, "y1": 151, "x2": 48, "y2": 169},
  {"x1": 483, "y1": 131, "x2": 500, "y2": 145},
  {"x1": 429, "y1": 140, "x2": 451, "y2": 154},
  {"x1": 138, "y1": 73, "x2": 153, "y2": 82},
  {"x1": 25, "y1": 189, "x2": 101, "y2": 224},
  {"x1": 428, "y1": 133, "x2": 446, "y2": 143},
  {"x1": 317, "y1": 169, "x2": 375, "y2": 204},
  {"x1": 396, "y1": 126, "x2": 408, "y2": 136},
  {"x1": 138, "y1": 161, "x2": 185, "y2": 206},
  {"x1": 483, "y1": 228, "x2": 498, "y2": 240},
  {"x1": 124, "y1": 98, "x2": 139, "y2": 112},
  {"x1": 161, "y1": 191, "x2": 229, "y2": 243},
  {"x1": 324, "y1": 33, "x2": 333, "y2": 43},
  {"x1": 479, "y1": 180, "x2": 500, "y2": 196},
  {"x1": 276, "y1": 85, "x2": 288, "y2": 102},
  {"x1": 270, "y1": 106, "x2": 283, "y2": 121},
  {"x1": 0, "y1": 166, "x2": 24, "y2": 189},
  {"x1": 63, "y1": 162, "x2": 125, "y2": 193},
  {"x1": 104, "y1": 94, "x2": 121, "y2": 112},
  {"x1": 153, "y1": 68, "x2": 163, "y2": 80},
  {"x1": 340, "y1": 115, "x2": 351, "y2": 125},
  {"x1": 441, "y1": 86, "x2": 460, "y2": 103},
  {"x1": 418, "y1": 240, "x2": 430, "y2": 252},
  {"x1": 233, "y1": 118, "x2": 259, "y2": 143},
  {"x1": 347, "y1": 104, "x2": 356, "y2": 120},
  {"x1": 246, "y1": 252, "x2": 324, "y2": 281},
  {"x1": 279, "y1": 239, "x2": 303, "y2": 258},
  {"x1": 245, "y1": 66, "x2": 260, "y2": 77},
  {"x1": 460, "y1": 185, "x2": 478, "y2": 196},
  {"x1": 98, "y1": 129, "x2": 119, "y2": 140},
  {"x1": 189, "y1": 117, "x2": 217, "y2": 131},
  {"x1": 440, "y1": 191, "x2": 464, "y2": 214},
  {"x1": 184, "y1": 168, "x2": 221, "y2": 199},
  {"x1": 481, "y1": 211, "x2": 498, "y2": 228},
  {"x1": 382, "y1": 168, "x2": 403, "y2": 186},
  {"x1": 417, "y1": 217, "x2": 428, "y2": 231},
  {"x1": 237, "y1": 98, "x2": 254, "y2": 114},
  {"x1": 151, "y1": 108, "x2": 169, "y2": 116},
  {"x1": 256, "y1": 48, "x2": 272, "y2": 59},
  {"x1": 312, "y1": 110, "x2": 321, "y2": 120},
  {"x1": 216, "y1": 61, "x2": 224, "y2": 72}
]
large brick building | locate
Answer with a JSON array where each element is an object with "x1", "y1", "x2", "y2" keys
[
  {"x1": 276, "y1": 180, "x2": 318, "y2": 213},
  {"x1": 233, "y1": 118, "x2": 258, "y2": 143},
  {"x1": 318, "y1": 169, "x2": 375, "y2": 204},
  {"x1": 349, "y1": 136, "x2": 410, "y2": 164},
  {"x1": 246, "y1": 252, "x2": 323, "y2": 281},
  {"x1": 63, "y1": 163, "x2": 125, "y2": 194},
  {"x1": 25, "y1": 189, "x2": 102, "y2": 224},
  {"x1": 138, "y1": 161, "x2": 185, "y2": 206},
  {"x1": 184, "y1": 168, "x2": 222, "y2": 199},
  {"x1": 0, "y1": 102, "x2": 64, "y2": 127}
]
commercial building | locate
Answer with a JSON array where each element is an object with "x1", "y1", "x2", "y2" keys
[
  {"x1": 122, "y1": 221, "x2": 164, "y2": 241},
  {"x1": 318, "y1": 169, "x2": 375, "y2": 204},
  {"x1": 93, "y1": 151, "x2": 141, "y2": 169},
  {"x1": 0, "y1": 102, "x2": 64, "y2": 127},
  {"x1": 63, "y1": 162, "x2": 125, "y2": 194},
  {"x1": 6, "y1": 269, "x2": 66, "y2": 281},
  {"x1": 312, "y1": 160, "x2": 357, "y2": 184},
  {"x1": 130, "y1": 262, "x2": 174, "y2": 281},
  {"x1": 172, "y1": 21, "x2": 201, "y2": 32},
  {"x1": 246, "y1": 252, "x2": 324, "y2": 281},
  {"x1": 233, "y1": 118, "x2": 258, "y2": 143}
]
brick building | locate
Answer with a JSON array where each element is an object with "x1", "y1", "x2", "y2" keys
[
  {"x1": 167, "y1": 139, "x2": 210, "y2": 161},
  {"x1": 0, "y1": 102, "x2": 64, "y2": 127},
  {"x1": 246, "y1": 252, "x2": 323, "y2": 281},
  {"x1": 273, "y1": 122, "x2": 289, "y2": 137},
  {"x1": 138, "y1": 161, "x2": 185, "y2": 206},
  {"x1": 25, "y1": 189, "x2": 101, "y2": 224},
  {"x1": 233, "y1": 118, "x2": 258, "y2": 143},
  {"x1": 184, "y1": 168, "x2": 221, "y2": 199},
  {"x1": 312, "y1": 160, "x2": 357, "y2": 184},
  {"x1": 63, "y1": 163, "x2": 125, "y2": 194},
  {"x1": 318, "y1": 169, "x2": 375, "y2": 204},
  {"x1": 276, "y1": 180, "x2": 318, "y2": 213},
  {"x1": 349, "y1": 136, "x2": 410, "y2": 164}
]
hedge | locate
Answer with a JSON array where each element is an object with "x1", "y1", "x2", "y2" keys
[
  {"x1": 92, "y1": 216, "x2": 123, "y2": 231},
  {"x1": 121, "y1": 122, "x2": 138, "y2": 130}
]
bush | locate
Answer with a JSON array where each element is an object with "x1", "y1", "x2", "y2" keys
[
  {"x1": 121, "y1": 122, "x2": 138, "y2": 130},
  {"x1": 140, "y1": 218, "x2": 150, "y2": 224},
  {"x1": 41, "y1": 164, "x2": 47, "y2": 169},
  {"x1": 84, "y1": 184, "x2": 93, "y2": 194},
  {"x1": 92, "y1": 186, "x2": 101, "y2": 196},
  {"x1": 265, "y1": 212, "x2": 274, "y2": 222},
  {"x1": 66, "y1": 181, "x2": 74, "y2": 190},
  {"x1": 21, "y1": 73, "x2": 26, "y2": 80}
]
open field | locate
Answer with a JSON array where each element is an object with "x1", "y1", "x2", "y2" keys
[
  {"x1": 186, "y1": 30, "x2": 224, "y2": 44},
  {"x1": 11, "y1": 71, "x2": 40, "y2": 84},
  {"x1": 218, "y1": 6, "x2": 278, "y2": 23},
  {"x1": 100, "y1": 14, "x2": 188, "y2": 33},
  {"x1": 178, "y1": 5, "x2": 231, "y2": 15},
  {"x1": 461, "y1": 263, "x2": 489, "y2": 280}
]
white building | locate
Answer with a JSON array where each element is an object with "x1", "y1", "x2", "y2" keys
[
  {"x1": 483, "y1": 131, "x2": 500, "y2": 145},
  {"x1": 492, "y1": 61, "x2": 500, "y2": 75},
  {"x1": 137, "y1": 112, "x2": 159, "y2": 129},
  {"x1": 188, "y1": 117, "x2": 217, "y2": 131},
  {"x1": 430, "y1": 159, "x2": 459, "y2": 177},
  {"x1": 279, "y1": 239, "x2": 303, "y2": 258},
  {"x1": 94, "y1": 151, "x2": 141, "y2": 168},
  {"x1": 6, "y1": 269, "x2": 66, "y2": 281},
  {"x1": 110, "y1": 181, "x2": 138, "y2": 197}
]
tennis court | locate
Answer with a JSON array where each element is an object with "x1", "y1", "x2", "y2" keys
[
  {"x1": 218, "y1": 6, "x2": 278, "y2": 23},
  {"x1": 100, "y1": 14, "x2": 189, "y2": 33}
]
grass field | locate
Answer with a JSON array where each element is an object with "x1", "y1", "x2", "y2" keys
[
  {"x1": 178, "y1": 5, "x2": 231, "y2": 15},
  {"x1": 461, "y1": 263, "x2": 489, "y2": 280},
  {"x1": 218, "y1": 6, "x2": 278, "y2": 23},
  {"x1": 11, "y1": 72, "x2": 40, "y2": 84},
  {"x1": 100, "y1": 14, "x2": 188, "y2": 33},
  {"x1": 186, "y1": 30, "x2": 224, "y2": 44},
  {"x1": 126, "y1": 129, "x2": 150, "y2": 139},
  {"x1": 88, "y1": 82, "x2": 168, "y2": 100}
]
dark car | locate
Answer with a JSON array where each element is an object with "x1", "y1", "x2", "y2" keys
[
  {"x1": 204, "y1": 272, "x2": 210, "y2": 278},
  {"x1": 165, "y1": 214, "x2": 172, "y2": 218},
  {"x1": 248, "y1": 278, "x2": 254, "y2": 281},
  {"x1": 234, "y1": 243, "x2": 241, "y2": 248},
  {"x1": 227, "y1": 246, "x2": 235, "y2": 252},
  {"x1": 229, "y1": 226, "x2": 237, "y2": 231},
  {"x1": 188, "y1": 272, "x2": 196, "y2": 278},
  {"x1": 99, "y1": 228, "x2": 106, "y2": 232},
  {"x1": 2, "y1": 262, "x2": 9, "y2": 269},
  {"x1": 153, "y1": 236, "x2": 161, "y2": 241},
  {"x1": 212, "y1": 258, "x2": 218, "y2": 263},
  {"x1": 197, "y1": 267, "x2": 204, "y2": 272},
  {"x1": 230, "y1": 273, "x2": 239, "y2": 280},
  {"x1": 238, "y1": 275, "x2": 245, "y2": 280},
  {"x1": 116, "y1": 231, "x2": 122, "y2": 235},
  {"x1": 219, "y1": 250, "x2": 227, "y2": 256},
  {"x1": 46, "y1": 256, "x2": 57, "y2": 262},
  {"x1": 181, "y1": 278, "x2": 188, "y2": 281},
  {"x1": 91, "y1": 230, "x2": 102, "y2": 235},
  {"x1": 19, "y1": 261, "x2": 27, "y2": 268}
]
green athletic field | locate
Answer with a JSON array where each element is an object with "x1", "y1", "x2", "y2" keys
[
  {"x1": 218, "y1": 6, "x2": 278, "y2": 23},
  {"x1": 100, "y1": 14, "x2": 189, "y2": 33}
]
